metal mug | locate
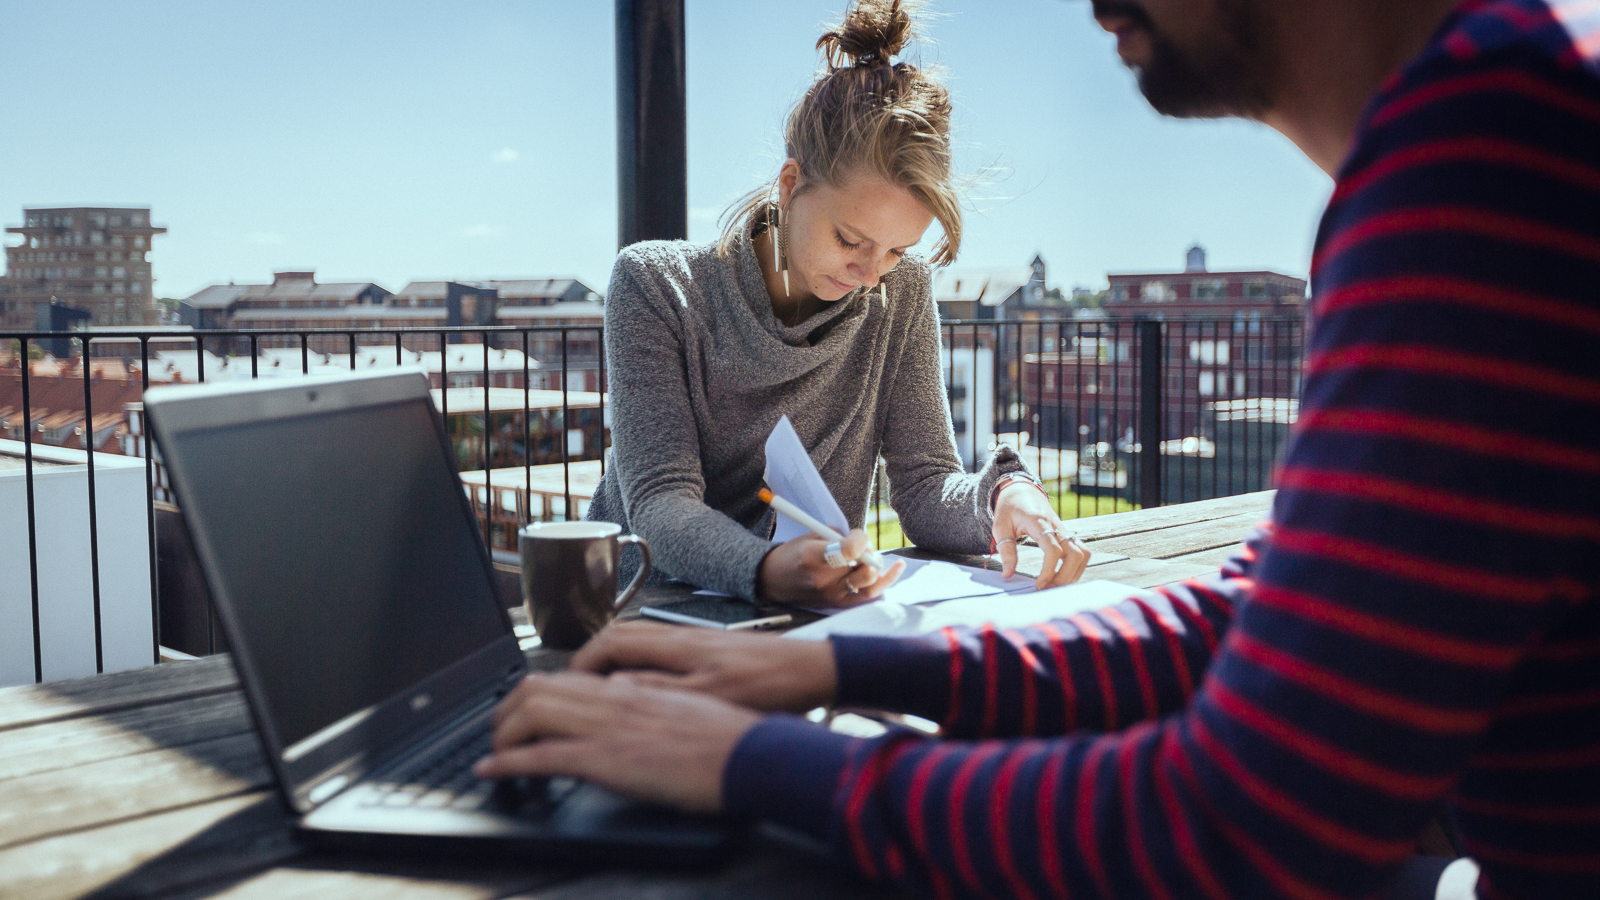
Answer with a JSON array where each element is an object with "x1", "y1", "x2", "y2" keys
[{"x1": 518, "y1": 521, "x2": 651, "y2": 651}]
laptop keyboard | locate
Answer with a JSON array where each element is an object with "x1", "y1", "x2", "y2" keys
[{"x1": 363, "y1": 720, "x2": 579, "y2": 813}]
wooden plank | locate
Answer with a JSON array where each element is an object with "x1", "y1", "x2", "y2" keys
[
  {"x1": 506, "y1": 826, "x2": 892, "y2": 900},
  {"x1": 1070, "y1": 490, "x2": 1273, "y2": 541},
  {"x1": 172, "y1": 856, "x2": 575, "y2": 900},
  {"x1": 1087, "y1": 512, "x2": 1260, "y2": 561},
  {"x1": 0, "y1": 690, "x2": 252, "y2": 782},
  {"x1": 0, "y1": 791, "x2": 300, "y2": 900},
  {"x1": 0, "y1": 655, "x2": 238, "y2": 733},
  {"x1": 1169, "y1": 543, "x2": 1250, "y2": 568},
  {"x1": 1085, "y1": 557, "x2": 1218, "y2": 589},
  {"x1": 0, "y1": 731, "x2": 270, "y2": 848}
]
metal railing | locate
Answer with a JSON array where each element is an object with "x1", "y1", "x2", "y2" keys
[{"x1": 2, "y1": 315, "x2": 1303, "y2": 683}]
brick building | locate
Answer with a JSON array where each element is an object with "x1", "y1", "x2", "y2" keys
[
  {"x1": 1, "y1": 207, "x2": 167, "y2": 329},
  {"x1": 1023, "y1": 245, "x2": 1308, "y2": 453}
]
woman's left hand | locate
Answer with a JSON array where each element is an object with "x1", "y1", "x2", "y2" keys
[{"x1": 992, "y1": 482, "x2": 1090, "y2": 590}]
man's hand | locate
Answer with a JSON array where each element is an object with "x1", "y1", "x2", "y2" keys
[
  {"x1": 571, "y1": 620, "x2": 838, "y2": 712},
  {"x1": 757, "y1": 528, "x2": 906, "y2": 608},
  {"x1": 474, "y1": 671, "x2": 760, "y2": 813},
  {"x1": 993, "y1": 483, "x2": 1091, "y2": 590}
]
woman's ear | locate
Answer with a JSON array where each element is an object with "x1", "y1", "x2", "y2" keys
[{"x1": 776, "y1": 159, "x2": 803, "y2": 206}]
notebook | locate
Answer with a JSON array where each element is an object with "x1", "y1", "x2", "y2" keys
[{"x1": 142, "y1": 369, "x2": 736, "y2": 863}]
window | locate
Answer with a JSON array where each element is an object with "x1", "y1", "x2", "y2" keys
[
  {"x1": 1245, "y1": 281, "x2": 1268, "y2": 299},
  {"x1": 1142, "y1": 280, "x2": 1175, "y2": 302},
  {"x1": 110, "y1": 216, "x2": 123, "y2": 226},
  {"x1": 91, "y1": 232, "x2": 103, "y2": 246},
  {"x1": 113, "y1": 282, "x2": 125, "y2": 294},
  {"x1": 1195, "y1": 279, "x2": 1228, "y2": 299},
  {"x1": 131, "y1": 283, "x2": 142, "y2": 295},
  {"x1": 96, "y1": 266, "x2": 108, "y2": 277},
  {"x1": 1188, "y1": 340, "x2": 1230, "y2": 364},
  {"x1": 92, "y1": 214, "x2": 106, "y2": 227},
  {"x1": 112, "y1": 266, "x2": 125, "y2": 278},
  {"x1": 111, "y1": 235, "x2": 124, "y2": 248},
  {"x1": 132, "y1": 214, "x2": 144, "y2": 225},
  {"x1": 134, "y1": 236, "x2": 144, "y2": 248},
  {"x1": 94, "y1": 283, "x2": 104, "y2": 294}
]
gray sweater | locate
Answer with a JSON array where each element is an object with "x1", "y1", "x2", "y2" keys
[{"x1": 586, "y1": 228, "x2": 1027, "y2": 601}]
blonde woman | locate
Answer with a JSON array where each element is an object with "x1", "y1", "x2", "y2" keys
[{"x1": 586, "y1": 0, "x2": 1087, "y2": 607}]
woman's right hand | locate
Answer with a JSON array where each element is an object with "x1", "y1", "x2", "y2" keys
[{"x1": 757, "y1": 529, "x2": 905, "y2": 608}]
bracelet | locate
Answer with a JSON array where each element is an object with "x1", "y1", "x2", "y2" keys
[{"x1": 990, "y1": 471, "x2": 1046, "y2": 514}]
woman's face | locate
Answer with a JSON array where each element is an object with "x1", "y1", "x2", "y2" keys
[{"x1": 778, "y1": 162, "x2": 935, "y2": 303}]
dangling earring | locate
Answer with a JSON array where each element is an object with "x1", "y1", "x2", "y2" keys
[{"x1": 776, "y1": 203, "x2": 792, "y2": 299}]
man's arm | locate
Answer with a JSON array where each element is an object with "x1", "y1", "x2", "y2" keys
[{"x1": 829, "y1": 528, "x2": 1263, "y2": 736}]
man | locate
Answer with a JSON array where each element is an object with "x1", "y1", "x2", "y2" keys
[{"x1": 476, "y1": 2, "x2": 1600, "y2": 897}]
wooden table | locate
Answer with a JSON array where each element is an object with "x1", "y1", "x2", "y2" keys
[{"x1": 0, "y1": 491, "x2": 1271, "y2": 900}]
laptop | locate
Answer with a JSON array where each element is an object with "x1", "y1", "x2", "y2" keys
[{"x1": 142, "y1": 369, "x2": 737, "y2": 863}]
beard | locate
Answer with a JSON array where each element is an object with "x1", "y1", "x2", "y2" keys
[{"x1": 1091, "y1": 0, "x2": 1280, "y2": 120}]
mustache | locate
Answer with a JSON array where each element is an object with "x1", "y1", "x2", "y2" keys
[{"x1": 1089, "y1": 0, "x2": 1156, "y2": 29}]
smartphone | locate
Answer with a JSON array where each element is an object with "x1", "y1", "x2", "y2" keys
[{"x1": 639, "y1": 597, "x2": 794, "y2": 631}]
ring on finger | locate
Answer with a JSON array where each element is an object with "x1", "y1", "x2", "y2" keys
[
  {"x1": 996, "y1": 537, "x2": 1017, "y2": 547},
  {"x1": 845, "y1": 581, "x2": 860, "y2": 594},
  {"x1": 823, "y1": 540, "x2": 849, "y2": 568}
]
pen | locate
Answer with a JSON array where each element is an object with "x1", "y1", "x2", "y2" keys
[{"x1": 758, "y1": 487, "x2": 888, "y2": 571}]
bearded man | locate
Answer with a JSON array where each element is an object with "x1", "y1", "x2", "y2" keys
[{"x1": 478, "y1": 3, "x2": 1600, "y2": 897}]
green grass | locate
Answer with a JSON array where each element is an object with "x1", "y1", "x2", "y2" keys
[{"x1": 865, "y1": 490, "x2": 1139, "y2": 550}]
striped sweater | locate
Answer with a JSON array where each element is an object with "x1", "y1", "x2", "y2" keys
[{"x1": 720, "y1": 2, "x2": 1600, "y2": 898}]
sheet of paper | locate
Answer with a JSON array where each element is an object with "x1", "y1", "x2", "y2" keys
[
  {"x1": 763, "y1": 415, "x2": 849, "y2": 544},
  {"x1": 782, "y1": 580, "x2": 1148, "y2": 641},
  {"x1": 878, "y1": 556, "x2": 1035, "y2": 606}
]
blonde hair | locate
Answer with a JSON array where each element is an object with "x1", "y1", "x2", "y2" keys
[{"x1": 716, "y1": 0, "x2": 961, "y2": 265}]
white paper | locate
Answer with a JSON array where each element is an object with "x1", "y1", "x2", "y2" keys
[
  {"x1": 878, "y1": 556, "x2": 1035, "y2": 606},
  {"x1": 763, "y1": 415, "x2": 849, "y2": 544},
  {"x1": 782, "y1": 580, "x2": 1147, "y2": 641}
]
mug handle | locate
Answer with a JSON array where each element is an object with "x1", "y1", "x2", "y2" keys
[{"x1": 613, "y1": 534, "x2": 652, "y2": 610}]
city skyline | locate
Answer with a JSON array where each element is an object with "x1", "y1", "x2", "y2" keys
[{"x1": 0, "y1": 0, "x2": 1334, "y2": 302}]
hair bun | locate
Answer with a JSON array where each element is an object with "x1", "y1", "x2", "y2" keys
[{"x1": 817, "y1": 0, "x2": 915, "y2": 70}]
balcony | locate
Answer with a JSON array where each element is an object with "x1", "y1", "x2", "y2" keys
[{"x1": 2, "y1": 314, "x2": 1302, "y2": 685}]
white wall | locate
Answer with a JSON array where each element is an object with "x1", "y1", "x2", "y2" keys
[
  {"x1": 943, "y1": 347, "x2": 995, "y2": 470},
  {"x1": 0, "y1": 441, "x2": 153, "y2": 687}
]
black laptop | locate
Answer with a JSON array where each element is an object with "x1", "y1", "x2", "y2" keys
[{"x1": 142, "y1": 369, "x2": 736, "y2": 862}]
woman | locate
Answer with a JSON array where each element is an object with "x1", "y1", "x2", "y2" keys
[{"x1": 587, "y1": 0, "x2": 1088, "y2": 607}]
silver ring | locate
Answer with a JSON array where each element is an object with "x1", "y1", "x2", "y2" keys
[
  {"x1": 846, "y1": 582, "x2": 860, "y2": 594},
  {"x1": 996, "y1": 538, "x2": 1017, "y2": 547},
  {"x1": 1040, "y1": 529, "x2": 1062, "y2": 538},
  {"x1": 823, "y1": 540, "x2": 849, "y2": 568}
]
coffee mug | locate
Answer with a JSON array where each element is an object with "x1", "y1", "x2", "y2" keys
[{"x1": 519, "y1": 521, "x2": 651, "y2": 650}]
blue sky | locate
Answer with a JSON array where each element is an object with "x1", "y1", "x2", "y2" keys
[{"x1": 0, "y1": 0, "x2": 1333, "y2": 300}]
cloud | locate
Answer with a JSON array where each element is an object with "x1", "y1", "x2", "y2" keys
[
  {"x1": 246, "y1": 232, "x2": 286, "y2": 245},
  {"x1": 460, "y1": 224, "x2": 504, "y2": 239},
  {"x1": 492, "y1": 147, "x2": 519, "y2": 164}
]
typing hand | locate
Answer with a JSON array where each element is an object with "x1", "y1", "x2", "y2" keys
[
  {"x1": 474, "y1": 671, "x2": 758, "y2": 813},
  {"x1": 570, "y1": 620, "x2": 837, "y2": 712},
  {"x1": 993, "y1": 484, "x2": 1090, "y2": 590},
  {"x1": 758, "y1": 529, "x2": 906, "y2": 608}
]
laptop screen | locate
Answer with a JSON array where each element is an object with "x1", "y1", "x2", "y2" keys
[{"x1": 169, "y1": 396, "x2": 507, "y2": 752}]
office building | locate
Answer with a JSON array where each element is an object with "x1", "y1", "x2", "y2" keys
[{"x1": 1, "y1": 207, "x2": 167, "y2": 329}]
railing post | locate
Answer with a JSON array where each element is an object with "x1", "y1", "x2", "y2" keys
[
  {"x1": 616, "y1": 0, "x2": 687, "y2": 248},
  {"x1": 1136, "y1": 319, "x2": 1163, "y2": 509}
]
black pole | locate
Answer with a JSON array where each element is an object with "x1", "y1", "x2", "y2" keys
[
  {"x1": 1137, "y1": 319, "x2": 1164, "y2": 509},
  {"x1": 616, "y1": 0, "x2": 688, "y2": 248}
]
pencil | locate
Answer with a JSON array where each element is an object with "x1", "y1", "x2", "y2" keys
[{"x1": 758, "y1": 487, "x2": 888, "y2": 570}]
